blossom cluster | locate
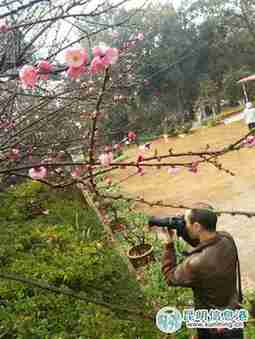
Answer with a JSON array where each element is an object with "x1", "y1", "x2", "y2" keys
[{"x1": 19, "y1": 43, "x2": 119, "y2": 88}]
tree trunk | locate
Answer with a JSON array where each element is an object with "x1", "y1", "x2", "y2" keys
[{"x1": 215, "y1": 79, "x2": 223, "y2": 114}]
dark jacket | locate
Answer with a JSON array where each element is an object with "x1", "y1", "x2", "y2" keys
[{"x1": 161, "y1": 227, "x2": 242, "y2": 310}]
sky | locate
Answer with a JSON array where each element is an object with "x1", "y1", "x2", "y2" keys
[
  {"x1": 40, "y1": 0, "x2": 184, "y2": 62},
  {"x1": 126, "y1": 0, "x2": 182, "y2": 10}
]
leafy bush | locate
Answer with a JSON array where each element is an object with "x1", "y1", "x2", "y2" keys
[
  {"x1": 200, "y1": 117, "x2": 219, "y2": 128},
  {"x1": 0, "y1": 181, "x2": 160, "y2": 339}
]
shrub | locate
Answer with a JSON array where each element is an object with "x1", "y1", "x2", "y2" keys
[{"x1": 0, "y1": 182, "x2": 160, "y2": 339}]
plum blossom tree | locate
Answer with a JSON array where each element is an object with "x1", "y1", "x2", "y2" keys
[
  {"x1": 2, "y1": 3, "x2": 255, "y2": 337},
  {"x1": 0, "y1": 0, "x2": 254, "y2": 216}
]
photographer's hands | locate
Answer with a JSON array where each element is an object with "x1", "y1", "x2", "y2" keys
[
  {"x1": 158, "y1": 228, "x2": 175, "y2": 244},
  {"x1": 148, "y1": 221, "x2": 175, "y2": 244},
  {"x1": 147, "y1": 213, "x2": 186, "y2": 244}
]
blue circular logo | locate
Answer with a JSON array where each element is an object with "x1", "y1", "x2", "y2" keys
[{"x1": 156, "y1": 306, "x2": 183, "y2": 333}]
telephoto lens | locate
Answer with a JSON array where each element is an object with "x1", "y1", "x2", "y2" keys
[{"x1": 148, "y1": 215, "x2": 186, "y2": 236}]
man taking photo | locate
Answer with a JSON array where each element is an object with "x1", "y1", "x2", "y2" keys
[{"x1": 149, "y1": 203, "x2": 244, "y2": 339}]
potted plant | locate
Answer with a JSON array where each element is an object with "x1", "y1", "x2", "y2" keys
[
  {"x1": 123, "y1": 224, "x2": 155, "y2": 269},
  {"x1": 105, "y1": 199, "x2": 155, "y2": 268}
]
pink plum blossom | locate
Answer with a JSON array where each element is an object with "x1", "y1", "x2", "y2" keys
[
  {"x1": 9, "y1": 121, "x2": 15, "y2": 129},
  {"x1": 247, "y1": 136, "x2": 255, "y2": 143},
  {"x1": 0, "y1": 19, "x2": 8, "y2": 33},
  {"x1": 99, "y1": 152, "x2": 113, "y2": 166},
  {"x1": 92, "y1": 43, "x2": 119, "y2": 66},
  {"x1": 19, "y1": 65, "x2": 38, "y2": 88},
  {"x1": 67, "y1": 65, "x2": 86, "y2": 79},
  {"x1": 37, "y1": 60, "x2": 53, "y2": 80},
  {"x1": 9, "y1": 148, "x2": 20, "y2": 161},
  {"x1": 104, "y1": 146, "x2": 112, "y2": 153},
  {"x1": 64, "y1": 48, "x2": 88, "y2": 68},
  {"x1": 137, "y1": 32, "x2": 144, "y2": 41},
  {"x1": 93, "y1": 44, "x2": 108, "y2": 57},
  {"x1": 90, "y1": 56, "x2": 106, "y2": 75},
  {"x1": 123, "y1": 41, "x2": 133, "y2": 49},
  {"x1": 113, "y1": 143, "x2": 121, "y2": 151},
  {"x1": 29, "y1": 167, "x2": 47, "y2": 180},
  {"x1": 71, "y1": 165, "x2": 88, "y2": 178},
  {"x1": 246, "y1": 136, "x2": 255, "y2": 147},
  {"x1": 189, "y1": 161, "x2": 199, "y2": 173},
  {"x1": 247, "y1": 139, "x2": 255, "y2": 147},
  {"x1": 128, "y1": 131, "x2": 136, "y2": 142},
  {"x1": 104, "y1": 47, "x2": 119, "y2": 65},
  {"x1": 137, "y1": 154, "x2": 144, "y2": 164},
  {"x1": 241, "y1": 136, "x2": 255, "y2": 147},
  {"x1": 99, "y1": 153, "x2": 109, "y2": 166},
  {"x1": 71, "y1": 167, "x2": 83, "y2": 178},
  {"x1": 240, "y1": 139, "x2": 247, "y2": 147},
  {"x1": 137, "y1": 166, "x2": 145, "y2": 176},
  {"x1": 144, "y1": 79, "x2": 150, "y2": 86}
]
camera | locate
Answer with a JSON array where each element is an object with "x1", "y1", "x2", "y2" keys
[{"x1": 148, "y1": 215, "x2": 186, "y2": 237}]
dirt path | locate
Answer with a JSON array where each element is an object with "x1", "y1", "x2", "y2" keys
[
  {"x1": 113, "y1": 120, "x2": 255, "y2": 290},
  {"x1": 216, "y1": 186, "x2": 255, "y2": 290}
]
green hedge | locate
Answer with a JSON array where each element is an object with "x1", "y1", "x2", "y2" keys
[{"x1": 0, "y1": 181, "x2": 160, "y2": 339}]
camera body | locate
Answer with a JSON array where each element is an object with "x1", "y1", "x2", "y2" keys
[{"x1": 148, "y1": 215, "x2": 186, "y2": 237}]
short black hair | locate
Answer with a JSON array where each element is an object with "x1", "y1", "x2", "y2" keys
[{"x1": 188, "y1": 205, "x2": 217, "y2": 232}]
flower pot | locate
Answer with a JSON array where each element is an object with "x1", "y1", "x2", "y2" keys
[{"x1": 127, "y1": 243, "x2": 155, "y2": 269}]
